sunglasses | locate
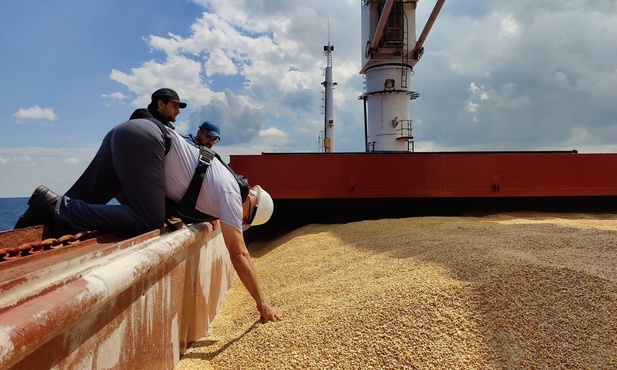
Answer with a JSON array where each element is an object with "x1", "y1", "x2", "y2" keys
[
  {"x1": 200, "y1": 130, "x2": 221, "y2": 143},
  {"x1": 242, "y1": 196, "x2": 258, "y2": 231}
]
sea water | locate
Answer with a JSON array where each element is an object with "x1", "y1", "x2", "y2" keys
[{"x1": 0, "y1": 197, "x2": 28, "y2": 232}]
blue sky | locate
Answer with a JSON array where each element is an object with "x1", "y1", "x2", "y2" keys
[{"x1": 2, "y1": 0, "x2": 617, "y2": 197}]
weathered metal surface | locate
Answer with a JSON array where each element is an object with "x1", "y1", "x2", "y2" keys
[
  {"x1": 229, "y1": 152, "x2": 617, "y2": 199},
  {"x1": 0, "y1": 226, "x2": 48, "y2": 250},
  {"x1": 0, "y1": 227, "x2": 102, "y2": 263},
  {"x1": 0, "y1": 223, "x2": 233, "y2": 370},
  {"x1": 0, "y1": 220, "x2": 184, "y2": 264}
]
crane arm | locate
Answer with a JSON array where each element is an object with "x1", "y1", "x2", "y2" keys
[
  {"x1": 368, "y1": 0, "x2": 395, "y2": 54},
  {"x1": 412, "y1": 0, "x2": 446, "y2": 60}
]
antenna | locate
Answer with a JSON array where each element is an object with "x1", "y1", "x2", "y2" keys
[{"x1": 328, "y1": 18, "x2": 331, "y2": 44}]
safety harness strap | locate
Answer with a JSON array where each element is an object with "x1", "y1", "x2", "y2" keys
[
  {"x1": 145, "y1": 117, "x2": 172, "y2": 155},
  {"x1": 175, "y1": 147, "x2": 218, "y2": 223}
]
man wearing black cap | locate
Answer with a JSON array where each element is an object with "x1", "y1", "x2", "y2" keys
[
  {"x1": 15, "y1": 88, "x2": 188, "y2": 236},
  {"x1": 129, "y1": 88, "x2": 187, "y2": 129}
]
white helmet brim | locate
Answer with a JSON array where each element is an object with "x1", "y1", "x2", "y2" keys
[{"x1": 243, "y1": 185, "x2": 274, "y2": 231}]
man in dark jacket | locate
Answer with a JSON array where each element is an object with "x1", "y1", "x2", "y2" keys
[
  {"x1": 14, "y1": 88, "x2": 187, "y2": 236},
  {"x1": 129, "y1": 88, "x2": 187, "y2": 129}
]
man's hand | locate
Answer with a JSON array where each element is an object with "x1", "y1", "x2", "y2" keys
[
  {"x1": 209, "y1": 220, "x2": 219, "y2": 230},
  {"x1": 259, "y1": 302, "x2": 282, "y2": 323},
  {"x1": 220, "y1": 222, "x2": 281, "y2": 324}
]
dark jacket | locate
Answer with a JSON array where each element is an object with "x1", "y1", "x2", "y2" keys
[{"x1": 129, "y1": 107, "x2": 175, "y2": 129}]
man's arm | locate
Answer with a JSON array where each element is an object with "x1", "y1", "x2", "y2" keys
[{"x1": 220, "y1": 222, "x2": 281, "y2": 323}]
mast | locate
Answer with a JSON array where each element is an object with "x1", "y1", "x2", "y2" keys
[{"x1": 322, "y1": 35, "x2": 336, "y2": 153}]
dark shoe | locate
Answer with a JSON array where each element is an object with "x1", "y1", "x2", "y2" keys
[{"x1": 14, "y1": 186, "x2": 59, "y2": 229}]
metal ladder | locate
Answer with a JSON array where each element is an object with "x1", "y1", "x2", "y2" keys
[{"x1": 401, "y1": 11, "x2": 409, "y2": 89}]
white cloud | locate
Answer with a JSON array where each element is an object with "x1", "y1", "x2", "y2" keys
[
  {"x1": 12, "y1": 106, "x2": 58, "y2": 122},
  {"x1": 204, "y1": 49, "x2": 238, "y2": 76},
  {"x1": 110, "y1": 55, "x2": 213, "y2": 108},
  {"x1": 466, "y1": 101, "x2": 480, "y2": 114},
  {"x1": 498, "y1": 14, "x2": 520, "y2": 41},
  {"x1": 258, "y1": 127, "x2": 288, "y2": 147},
  {"x1": 102, "y1": 92, "x2": 128, "y2": 100},
  {"x1": 259, "y1": 127, "x2": 286, "y2": 138}
]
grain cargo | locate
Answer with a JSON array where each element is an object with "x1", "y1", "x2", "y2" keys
[{"x1": 176, "y1": 212, "x2": 617, "y2": 369}]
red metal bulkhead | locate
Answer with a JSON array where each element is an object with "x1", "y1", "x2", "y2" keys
[{"x1": 229, "y1": 152, "x2": 617, "y2": 199}]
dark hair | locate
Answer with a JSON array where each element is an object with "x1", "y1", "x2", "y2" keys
[{"x1": 147, "y1": 100, "x2": 160, "y2": 112}]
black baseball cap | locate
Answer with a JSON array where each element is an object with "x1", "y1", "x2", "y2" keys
[{"x1": 151, "y1": 88, "x2": 187, "y2": 108}]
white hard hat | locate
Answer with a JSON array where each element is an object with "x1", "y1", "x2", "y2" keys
[{"x1": 243, "y1": 185, "x2": 274, "y2": 231}]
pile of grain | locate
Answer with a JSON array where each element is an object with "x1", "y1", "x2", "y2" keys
[{"x1": 176, "y1": 212, "x2": 617, "y2": 369}]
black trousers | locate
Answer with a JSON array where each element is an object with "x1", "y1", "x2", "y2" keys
[{"x1": 55, "y1": 119, "x2": 166, "y2": 236}]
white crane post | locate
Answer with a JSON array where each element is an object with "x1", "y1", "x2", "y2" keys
[
  {"x1": 323, "y1": 43, "x2": 336, "y2": 153},
  {"x1": 360, "y1": 0, "x2": 419, "y2": 152}
]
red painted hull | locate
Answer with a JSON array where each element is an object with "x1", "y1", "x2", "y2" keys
[{"x1": 229, "y1": 151, "x2": 617, "y2": 199}]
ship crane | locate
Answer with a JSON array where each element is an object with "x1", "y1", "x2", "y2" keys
[
  {"x1": 320, "y1": 42, "x2": 337, "y2": 153},
  {"x1": 360, "y1": 0, "x2": 445, "y2": 152}
]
